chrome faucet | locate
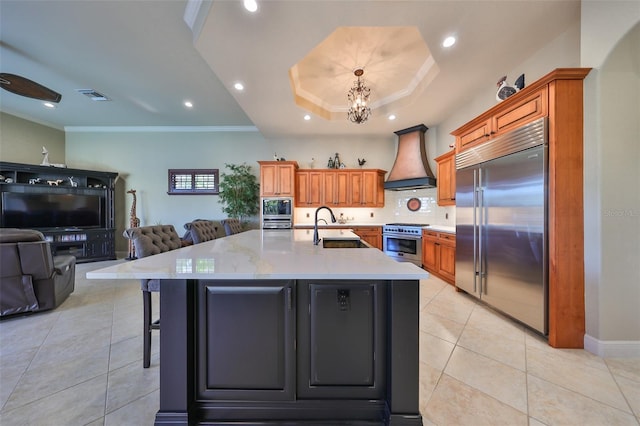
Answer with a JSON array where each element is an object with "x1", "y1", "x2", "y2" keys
[{"x1": 313, "y1": 205, "x2": 337, "y2": 245}]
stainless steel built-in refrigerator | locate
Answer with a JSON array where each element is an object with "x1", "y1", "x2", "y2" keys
[{"x1": 456, "y1": 118, "x2": 548, "y2": 334}]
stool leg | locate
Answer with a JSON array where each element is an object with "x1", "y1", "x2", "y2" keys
[{"x1": 143, "y1": 290, "x2": 152, "y2": 368}]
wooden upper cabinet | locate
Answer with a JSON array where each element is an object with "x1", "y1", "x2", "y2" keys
[
  {"x1": 323, "y1": 170, "x2": 349, "y2": 207},
  {"x1": 457, "y1": 119, "x2": 492, "y2": 151},
  {"x1": 435, "y1": 150, "x2": 456, "y2": 206},
  {"x1": 295, "y1": 169, "x2": 386, "y2": 208},
  {"x1": 453, "y1": 86, "x2": 548, "y2": 153},
  {"x1": 493, "y1": 86, "x2": 547, "y2": 135},
  {"x1": 295, "y1": 170, "x2": 323, "y2": 207},
  {"x1": 258, "y1": 161, "x2": 298, "y2": 197},
  {"x1": 350, "y1": 170, "x2": 385, "y2": 207}
]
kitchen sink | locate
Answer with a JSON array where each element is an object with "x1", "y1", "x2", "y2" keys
[{"x1": 322, "y1": 239, "x2": 371, "y2": 249}]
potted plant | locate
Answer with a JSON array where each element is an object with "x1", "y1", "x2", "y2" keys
[{"x1": 218, "y1": 163, "x2": 260, "y2": 228}]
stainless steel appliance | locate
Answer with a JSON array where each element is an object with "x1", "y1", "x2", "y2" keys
[
  {"x1": 261, "y1": 197, "x2": 292, "y2": 229},
  {"x1": 382, "y1": 223, "x2": 428, "y2": 267},
  {"x1": 456, "y1": 118, "x2": 548, "y2": 334}
]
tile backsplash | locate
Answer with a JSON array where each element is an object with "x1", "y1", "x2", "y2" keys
[{"x1": 293, "y1": 187, "x2": 455, "y2": 226}]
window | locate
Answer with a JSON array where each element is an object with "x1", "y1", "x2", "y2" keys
[{"x1": 168, "y1": 169, "x2": 219, "y2": 195}]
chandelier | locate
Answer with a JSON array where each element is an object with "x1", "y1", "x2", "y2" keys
[{"x1": 347, "y1": 68, "x2": 371, "y2": 124}]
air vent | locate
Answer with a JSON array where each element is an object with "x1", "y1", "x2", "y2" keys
[{"x1": 76, "y1": 89, "x2": 111, "y2": 101}]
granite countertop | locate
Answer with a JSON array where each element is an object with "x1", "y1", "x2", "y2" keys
[{"x1": 87, "y1": 229, "x2": 428, "y2": 281}]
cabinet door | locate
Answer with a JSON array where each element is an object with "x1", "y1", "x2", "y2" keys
[
  {"x1": 196, "y1": 280, "x2": 294, "y2": 401},
  {"x1": 295, "y1": 171, "x2": 310, "y2": 206},
  {"x1": 493, "y1": 87, "x2": 547, "y2": 135},
  {"x1": 349, "y1": 171, "x2": 363, "y2": 205},
  {"x1": 422, "y1": 231, "x2": 438, "y2": 271},
  {"x1": 260, "y1": 164, "x2": 279, "y2": 196},
  {"x1": 439, "y1": 243, "x2": 456, "y2": 282},
  {"x1": 361, "y1": 170, "x2": 382, "y2": 207},
  {"x1": 276, "y1": 164, "x2": 295, "y2": 196},
  {"x1": 323, "y1": 171, "x2": 350, "y2": 206},
  {"x1": 436, "y1": 150, "x2": 456, "y2": 206},
  {"x1": 297, "y1": 280, "x2": 386, "y2": 400},
  {"x1": 456, "y1": 119, "x2": 491, "y2": 152}
]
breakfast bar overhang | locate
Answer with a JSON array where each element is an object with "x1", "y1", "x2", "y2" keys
[{"x1": 88, "y1": 229, "x2": 429, "y2": 425}]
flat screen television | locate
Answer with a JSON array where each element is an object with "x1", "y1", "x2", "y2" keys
[{"x1": 1, "y1": 192, "x2": 104, "y2": 230}]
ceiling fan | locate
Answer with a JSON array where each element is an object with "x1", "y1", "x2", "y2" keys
[{"x1": 0, "y1": 73, "x2": 62, "y2": 103}]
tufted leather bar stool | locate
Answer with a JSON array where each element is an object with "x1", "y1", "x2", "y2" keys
[
  {"x1": 123, "y1": 225, "x2": 182, "y2": 368},
  {"x1": 221, "y1": 218, "x2": 243, "y2": 236},
  {"x1": 184, "y1": 220, "x2": 219, "y2": 244}
]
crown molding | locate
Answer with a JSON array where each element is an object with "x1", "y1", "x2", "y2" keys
[{"x1": 64, "y1": 126, "x2": 259, "y2": 133}]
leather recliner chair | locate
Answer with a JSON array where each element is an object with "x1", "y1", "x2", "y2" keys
[{"x1": 0, "y1": 228, "x2": 76, "y2": 317}]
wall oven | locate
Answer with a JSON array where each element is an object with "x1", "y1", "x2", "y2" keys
[
  {"x1": 382, "y1": 223, "x2": 427, "y2": 267},
  {"x1": 261, "y1": 197, "x2": 293, "y2": 229}
]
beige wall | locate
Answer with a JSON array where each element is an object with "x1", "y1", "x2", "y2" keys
[
  {"x1": 0, "y1": 112, "x2": 65, "y2": 165},
  {"x1": 64, "y1": 130, "x2": 400, "y2": 252},
  {"x1": 581, "y1": 1, "x2": 640, "y2": 355}
]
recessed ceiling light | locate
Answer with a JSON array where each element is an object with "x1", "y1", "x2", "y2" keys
[
  {"x1": 303, "y1": 114, "x2": 311, "y2": 121},
  {"x1": 388, "y1": 114, "x2": 396, "y2": 120},
  {"x1": 243, "y1": 0, "x2": 258, "y2": 12},
  {"x1": 43, "y1": 102, "x2": 55, "y2": 108},
  {"x1": 443, "y1": 36, "x2": 456, "y2": 48},
  {"x1": 184, "y1": 101, "x2": 193, "y2": 108},
  {"x1": 234, "y1": 82, "x2": 244, "y2": 91}
]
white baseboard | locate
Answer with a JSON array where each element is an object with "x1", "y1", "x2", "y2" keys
[{"x1": 584, "y1": 334, "x2": 640, "y2": 357}]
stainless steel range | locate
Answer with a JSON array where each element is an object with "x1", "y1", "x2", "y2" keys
[{"x1": 382, "y1": 223, "x2": 428, "y2": 267}]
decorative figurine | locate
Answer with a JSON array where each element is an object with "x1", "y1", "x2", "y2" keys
[
  {"x1": 47, "y1": 179, "x2": 63, "y2": 186},
  {"x1": 69, "y1": 176, "x2": 78, "y2": 187},
  {"x1": 29, "y1": 178, "x2": 41, "y2": 185},
  {"x1": 496, "y1": 74, "x2": 524, "y2": 102},
  {"x1": 334, "y1": 153, "x2": 341, "y2": 169},
  {"x1": 358, "y1": 158, "x2": 366, "y2": 167},
  {"x1": 327, "y1": 157, "x2": 334, "y2": 168},
  {"x1": 127, "y1": 189, "x2": 140, "y2": 259},
  {"x1": 41, "y1": 146, "x2": 66, "y2": 168}
]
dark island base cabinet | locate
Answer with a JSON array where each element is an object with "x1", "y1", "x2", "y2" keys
[{"x1": 155, "y1": 279, "x2": 422, "y2": 426}]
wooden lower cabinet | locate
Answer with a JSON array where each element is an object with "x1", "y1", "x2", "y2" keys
[
  {"x1": 351, "y1": 226, "x2": 382, "y2": 250},
  {"x1": 422, "y1": 230, "x2": 455, "y2": 285}
]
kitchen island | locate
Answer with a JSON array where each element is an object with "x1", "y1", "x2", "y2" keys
[{"x1": 88, "y1": 229, "x2": 428, "y2": 425}]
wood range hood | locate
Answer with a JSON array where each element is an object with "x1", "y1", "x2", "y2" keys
[{"x1": 384, "y1": 124, "x2": 437, "y2": 190}]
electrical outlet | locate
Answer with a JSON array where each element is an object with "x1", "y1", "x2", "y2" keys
[
  {"x1": 306, "y1": 213, "x2": 310, "y2": 218},
  {"x1": 445, "y1": 213, "x2": 449, "y2": 220},
  {"x1": 370, "y1": 212, "x2": 374, "y2": 218}
]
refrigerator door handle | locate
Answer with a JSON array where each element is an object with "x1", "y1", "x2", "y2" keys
[
  {"x1": 473, "y1": 169, "x2": 478, "y2": 293},
  {"x1": 477, "y1": 168, "x2": 484, "y2": 295}
]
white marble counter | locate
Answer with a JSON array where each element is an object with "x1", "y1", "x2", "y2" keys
[
  {"x1": 87, "y1": 229, "x2": 428, "y2": 281},
  {"x1": 424, "y1": 225, "x2": 456, "y2": 234},
  {"x1": 293, "y1": 222, "x2": 385, "y2": 228}
]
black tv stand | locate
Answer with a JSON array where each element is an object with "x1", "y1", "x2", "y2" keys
[{"x1": 0, "y1": 161, "x2": 118, "y2": 263}]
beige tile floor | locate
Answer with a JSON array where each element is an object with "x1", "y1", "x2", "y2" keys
[{"x1": 0, "y1": 260, "x2": 638, "y2": 425}]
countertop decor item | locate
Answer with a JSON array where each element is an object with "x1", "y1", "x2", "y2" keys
[{"x1": 407, "y1": 197, "x2": 421, "y2": 211}]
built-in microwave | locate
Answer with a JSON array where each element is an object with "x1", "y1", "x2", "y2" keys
[{"x1": 261, "y1": 197, "x2": 293, "y2": 229}]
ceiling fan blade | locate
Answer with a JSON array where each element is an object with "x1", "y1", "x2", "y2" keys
[{"x1": 0, "y1": 73, "x2": 62, "y2": 103}]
